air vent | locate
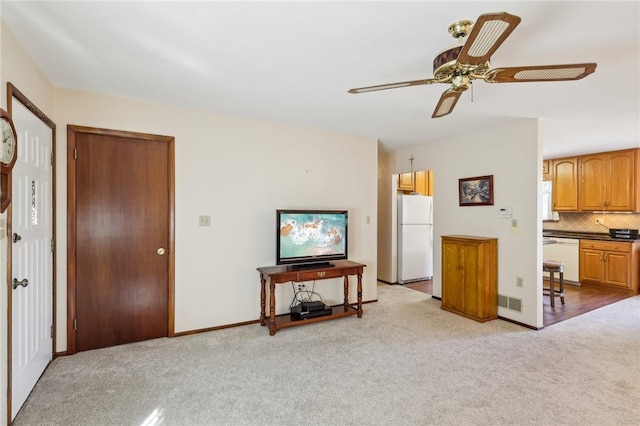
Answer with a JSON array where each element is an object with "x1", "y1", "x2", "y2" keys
[
  {"x1": 498, "y1": 294, "x2": 508, "y2": 308},
  {"x1": 498, "y1": 294, "x2": 522, "y2": 312},
  {"x1": 508, "y1": 297, "x2": 522, "y2": 312}
]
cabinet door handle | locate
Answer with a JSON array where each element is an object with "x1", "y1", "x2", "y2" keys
[{"x1": 317, "y1": 271, "x2": 326, "y2": 278}]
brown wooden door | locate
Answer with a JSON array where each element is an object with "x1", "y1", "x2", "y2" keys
[{"x1": 69, "y1": 126, "x2": 174, "y2": 352}]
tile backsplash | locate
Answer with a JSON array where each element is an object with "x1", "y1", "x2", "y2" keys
[{"x1": 544, "y1": 212, "x2": 640, "y2": 233}]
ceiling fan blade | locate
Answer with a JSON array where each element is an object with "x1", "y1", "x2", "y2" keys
[
  {"x1": 485, "y1": 63, "x2": 597, "y2": 82},
  {"x1": 456, "y1": 12, "x2": 521, "y2": 66},
  {"x1": 348, "y1": 78, "x2": 440, "y2": 94},
  {"x1": 432, "y1": 90, "x2": 463, "y2": 118}
]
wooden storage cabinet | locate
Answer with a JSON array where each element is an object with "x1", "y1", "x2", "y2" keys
[
  {"x1": 551, "y1": 157, "x2": 578, "y2": 211},
  {"x1": 441, "y1": 235, "x2": 498, "y2": 322},
  {"x1": 398, "y1": 170, "x2": 433, "y2": 195},
  {"x1": 579, "y1": 240, "x2": 639, "y2": 293},
  {"x1": 578, "y1": 149, "x2": 639, "y2": 212},
  {"x1": 398, "y1": 172, "x2": 414, "y2": 191}
]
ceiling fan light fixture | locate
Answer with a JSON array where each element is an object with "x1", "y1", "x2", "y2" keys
[
  {"x1": 348, "y1": 12, "x2": 595, "y2": 118},
  {"x1": 451, "y1": 74, "x2": 470, "y2": 91}
]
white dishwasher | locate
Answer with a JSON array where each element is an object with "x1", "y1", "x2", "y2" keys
[{"x1": 543, "y1": 237, "x2": 580, "y2": 284}]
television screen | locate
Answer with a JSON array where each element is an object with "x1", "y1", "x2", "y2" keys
[{"x1": 276, "y1": 209, "x2": 348, "y2": 266}]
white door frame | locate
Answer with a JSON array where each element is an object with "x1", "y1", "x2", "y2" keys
[{"x1": 6, "y1": 83, "x2": 56, "y2": 423}]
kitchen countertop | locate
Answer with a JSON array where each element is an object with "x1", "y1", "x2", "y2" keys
[{"x1": 543, "y1": 230, "x2": 640, "y2": 242}]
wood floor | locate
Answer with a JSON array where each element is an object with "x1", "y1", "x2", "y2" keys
[{"x1": 398, "y1": 278, "x2": 634, "y2": 327}]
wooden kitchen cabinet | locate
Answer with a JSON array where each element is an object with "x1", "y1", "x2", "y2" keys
[
  {"x1": 398, "y1": 172, "x2": 414, "y2": 191},
  {"x1": 398, "y1": 170, "x2": 433, "y2": 195},
  {"x1": 414, "y1": 170, "x2": 433, "y2": 195},
  {"x1": 441, "y1": 235, "x2": 498, "y2": 322},
  {"x1": 579, "y1": 240, "x2": 639, "y2": 293},
  {"x1": 551, "y1": 157, "x2": 578, "y2": 211},
  {"x1": 578, "y1": 149, "x2": 639, "y2": 212}
]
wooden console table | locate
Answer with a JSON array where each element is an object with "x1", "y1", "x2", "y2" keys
[{"x1": 257, "y1": 260, "x2": 365, "y2": 335}]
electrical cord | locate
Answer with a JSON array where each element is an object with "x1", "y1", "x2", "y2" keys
[{"x1": 289, "y1": 281, "x2": 323, "y2": 309}]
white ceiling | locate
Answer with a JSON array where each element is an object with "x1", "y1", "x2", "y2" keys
[{"x1": 2, "y1": 1, "x2": 639, "y2": 158}]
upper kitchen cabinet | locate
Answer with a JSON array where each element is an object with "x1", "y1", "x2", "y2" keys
[
  {"x1": 414, "y1": 170, "x2": 433, "y2": 196},
  {"x1": 579, "y1": 149, "x2": 639, "y2": 212},
  {"x1": 397, "y1": 170, "x2": 433, "y2": 195},
  {"x1": 398, "y1": 172, "x2": 414, "y2": 191},
  {"x1": 551, "y1": 157, "x2": 579, "y2": 211}
]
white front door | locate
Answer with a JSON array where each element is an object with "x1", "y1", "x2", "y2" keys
[{"x1": 11, "y1": 99, "x2": 53, "y2": 420}]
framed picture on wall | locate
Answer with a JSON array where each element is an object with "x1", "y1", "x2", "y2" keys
[{"x1": 459, "y1": 175, "x2": 494, "y2": 206}]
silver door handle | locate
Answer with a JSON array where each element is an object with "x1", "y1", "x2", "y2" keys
[
  {"x1": 157, "y1": 248, "x2": 166, "y2": 255},
  {"x1": 12, "y1": 278, "x2": 29, "y2": 289}
]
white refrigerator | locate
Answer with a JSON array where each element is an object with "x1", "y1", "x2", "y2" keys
[{"x1": 397, "y1": 194, "x2": 433, "y2": 283}]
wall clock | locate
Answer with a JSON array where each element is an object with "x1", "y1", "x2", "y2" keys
[{"x1": 1, "y1": 108, "x2": 18, "y2": 213}]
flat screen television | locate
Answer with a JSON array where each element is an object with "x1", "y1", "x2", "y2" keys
[{"x1": 276, "y1": 209, "x2": 348, "y2": 269}]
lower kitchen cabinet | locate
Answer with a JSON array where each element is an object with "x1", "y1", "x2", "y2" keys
[
  {"x1": 441, "y1": 235, "x2": 498, "y2": 322},
  {"x1": 579, "y1": 240, "x2": 639, "y2": 293}
]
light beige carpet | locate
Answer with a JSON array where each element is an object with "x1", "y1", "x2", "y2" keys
[{"x1": 13, "y1": 283, "x2": 640, "y2": 425}]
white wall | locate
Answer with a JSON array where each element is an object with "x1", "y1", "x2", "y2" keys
[
  {"x1": 376, "y1": 150, "x2": 397, "y2": 283},
  {"x1": 387, "y1": 119, "x2": 544, "y2": 328}
]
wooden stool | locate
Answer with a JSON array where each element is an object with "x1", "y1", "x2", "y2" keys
[{"x1": 543, "y1": 260, "x2": 565, "y2": 307}]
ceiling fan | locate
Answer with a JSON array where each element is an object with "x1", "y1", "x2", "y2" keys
[{"x1": 348, "y1": 12, "x2": 597, "y2": 118}]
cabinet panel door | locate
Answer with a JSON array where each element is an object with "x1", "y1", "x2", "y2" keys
[
  {"x1": 605, "y1": 251, "x2": 630, "y2": 287},
  {"x1": 552, "y1": 158, "x2": 578, "y2": 211},
  {"x1": 442, "y1": 241, "x2": 464, "y2": 312},
  {"x1": 579, "y1": 154, "x2": 607, "y2": 210},
  {"x1": 579, "y1": 249, "x2": 604, "y2": 282},
  {"x1": 607, "y1": 151, "x2": 635, "y2": 211},
  {"x1": 461, "y1": 242, "x2": 480, "y2": 316},
  {"x1": 398, "y1": 173, "x2": 414, "y2": 191}
]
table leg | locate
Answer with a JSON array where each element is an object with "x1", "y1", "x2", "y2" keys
[
  {"x1": 549, "y1": 272, "x2": 555, "y2": 308},
  {"x1": 259, "y1": 273, "x2": 266, "y2": 326},
  {"x1": 357, "y1": 271, "x2": 363, "y2": 318},
  {"x1": 343, "y1": 275, "x2": 349, "y2": 312},
  {"x1": 269, "y1": 279, "x2": 277, "y2": 335}
]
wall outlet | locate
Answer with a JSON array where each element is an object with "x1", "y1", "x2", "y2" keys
[
  {"x1": 198, "y1": 215, "x2": 211, "y2": 226},
  {"x1": 516, "y1": 277, "x2": 524, "y2": 288}
]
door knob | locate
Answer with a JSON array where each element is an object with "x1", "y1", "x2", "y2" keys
[
  {"x1": 157, "y1": 248, "x2": 166, "y2": 255},
  {"x1": 12, "y1": 233, "x2": 22, "y2": 243},
  {"x1": 12, "y1": 278, "x2": 29, "y2": 289}
]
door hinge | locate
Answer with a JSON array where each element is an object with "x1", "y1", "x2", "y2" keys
[
  {"x1": 74, "y1": 318, "x2": 77, "y2": 330},
  {"x1": 50, "y1": 325, "x2": 54, "y2": 338},
  {"x1": 51, "y1": 151, "x2": 54, "y2": 166},
  {"x1": 73, "y1": 148, "x2": 77, "y2": 160},
  {"x1": 51, "y1": 237, "x2": 55, "y2": 253}
]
